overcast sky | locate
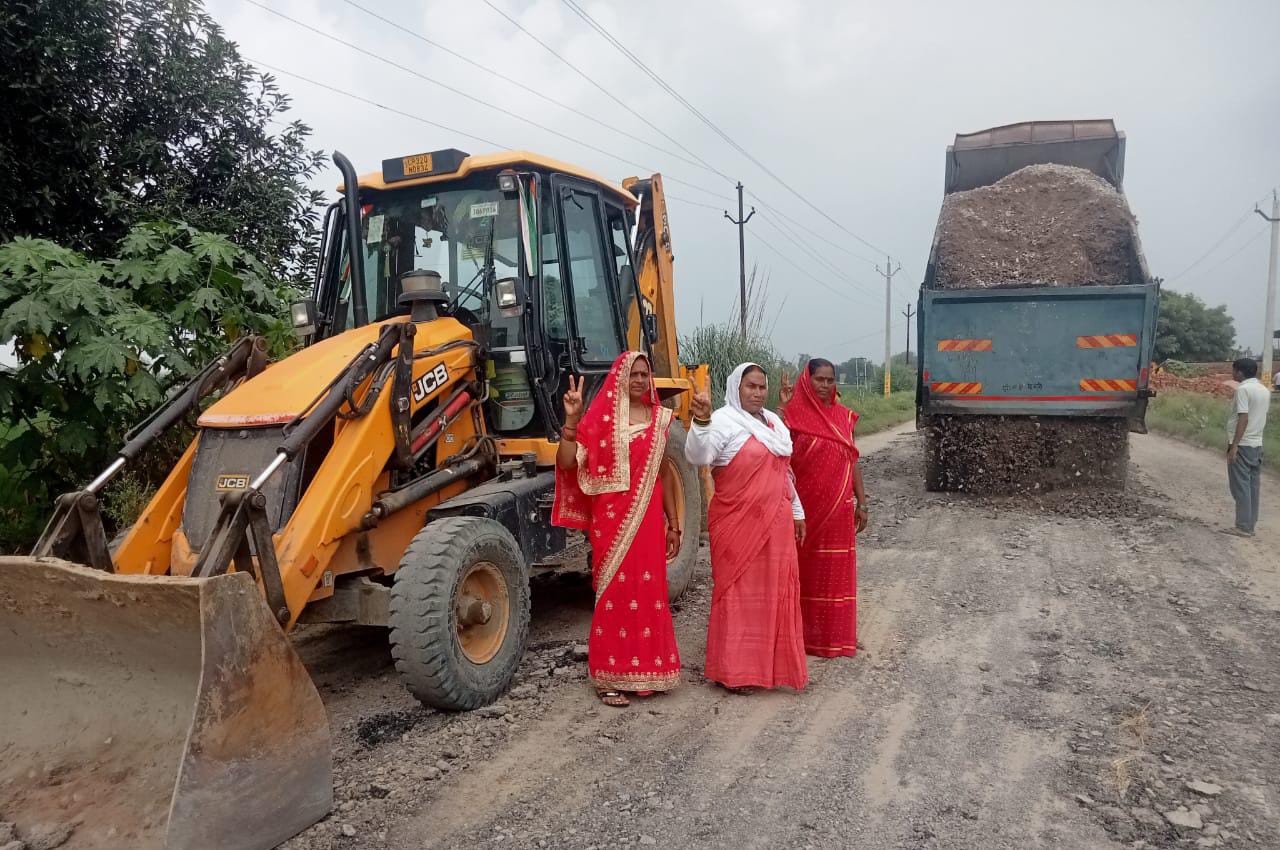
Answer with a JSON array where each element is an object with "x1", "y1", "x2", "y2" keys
[{"x1": 209, "y1": 0, "x2": 1280, "y2": 364}]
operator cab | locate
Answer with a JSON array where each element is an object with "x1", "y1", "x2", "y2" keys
[{"x1": 305, "y1": 149, "x2": 651, "y2": 440}]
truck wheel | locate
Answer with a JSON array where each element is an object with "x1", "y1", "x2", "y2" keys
[
  {"x1": 389, "y1": 517, "x2": 530, "y2": 711},
  {"x1": 662, "y1": 421, "x2": 701, "y2": 602},
  {"x1": 923, "y1": 420, "x2": 947, "y2": 492}
]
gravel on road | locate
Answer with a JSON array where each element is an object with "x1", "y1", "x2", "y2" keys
[{"x1": 276, "y1": 428, "x2": 1279, "y2": 850}]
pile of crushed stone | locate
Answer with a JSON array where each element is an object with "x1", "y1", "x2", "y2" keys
[{"x1": 934, "y1": 163, "x2": 1138, "y2": 288}]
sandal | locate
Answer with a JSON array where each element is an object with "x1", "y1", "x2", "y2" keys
[{"x1": 599, "y1": 690, "x2": 630, "y2": 707}]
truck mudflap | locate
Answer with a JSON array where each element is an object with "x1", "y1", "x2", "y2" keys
[{"x1": 0, "y1": 557, "x2": 331, "y2": 850}]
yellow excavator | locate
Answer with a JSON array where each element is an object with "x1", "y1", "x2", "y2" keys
[{"x1": 0, "y1": 149, "x2": 705, "y2": 850}]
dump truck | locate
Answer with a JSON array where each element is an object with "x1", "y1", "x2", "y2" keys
[
  {"x1": 1, "y1": 149, "x2": 705, "y2": 849},
  {"x1": 915, "y1": 120, "x2": 1160, "y2": 492}
]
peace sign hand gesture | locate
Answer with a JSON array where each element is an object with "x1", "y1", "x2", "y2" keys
[
  {"x1": 562, "y1": 375, "x2": 586, "y2": 423},
  {"x1": 779, "y1": 370, "x2": 795, "y2": 409},
  {"x1": 690, "y1": 386, "x2": 712, "y2": 422}
]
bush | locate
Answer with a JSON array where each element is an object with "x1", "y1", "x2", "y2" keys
[
  {"x1": 1146, "y1": 390, "x2": 1279, "y2": 461},
  {"x1": 680, "y1": 323, "x2": 784, "y2": 407},
  {"x1": 0, "y1": 223, "x2": 299, "y2": 551}
]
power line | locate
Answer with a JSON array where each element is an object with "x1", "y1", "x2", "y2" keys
[
  {"x1": 666, "y1": 194, "x2": 880, "y2": 310},
  {"x1": 665, "y1": 194, "x2": 723, "y2": 211},
  {"x1": 558, "y1": 0, "x2": 901, "y2": 265},
  {"x1": 338, "y1": 0, "x2": 719, "y2": 177},
  {"x1": 751, "y1": 231, "x2": 880, "y2": 310},
  {"x1": 239, "y1": 0, "x2": 732, "y2": 201},
  {"x1": 1216, "y1": 226, "x2": 1269, "y2": 267},
  {"x1": 754, "y1": 211, "x2": 882, "y2": 304},
  {"x1": 755, "y1": 208, "x2": 883, "y2": 298},
  {"x1": 746, "y1": 190, "x2": 881, "y2": 268},
  {"x1": 481, "y1": 0, "x2": 728, "y2": 181},
  {"x1": 251, "y1": 59, "x2": 508, "y2": 149},
  {"x1": 1166, "y1": 207, "x2": 1257, "y2": 283}
]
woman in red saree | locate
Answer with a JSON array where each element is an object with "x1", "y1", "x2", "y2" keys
[
  {"x1": 553, "y1": 352, "x2": 683, "y2": 707},
  {"x1": 781, "y1": 358, "x2": 868, "y2": 658},
  {"x1": 685, "y1": 362, "x2": 808, "y2": 691}
]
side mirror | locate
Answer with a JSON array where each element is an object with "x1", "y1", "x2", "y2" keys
[
  {"x1": 642, "y1": 312, "x2": 659, "y2": 344},
  {"x1": 290, "y1": 298, "x2": 317, "y2": 337}
]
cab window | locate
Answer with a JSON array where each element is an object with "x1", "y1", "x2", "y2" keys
[
  {"x1": 559, "y1": 187, "x2": 624, "y2": 365},
  {"x1": 329, "y1": 176, "x2": 523, "y2": 347}
]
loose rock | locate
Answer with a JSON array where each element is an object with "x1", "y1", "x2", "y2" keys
[
  {"x1": 1187, "y1": 780, "x2": 1223, "y2": 797},
  {"x1": 1165, "y1": 809, "x2": 1204, "y2": 829}
]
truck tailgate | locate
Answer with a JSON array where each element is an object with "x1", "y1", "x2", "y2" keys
[{"x1": 919, "y1": 284, "x2": 1157, "y2": 417}]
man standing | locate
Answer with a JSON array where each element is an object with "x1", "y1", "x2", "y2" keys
[{"x1": 1224, "y1": 358, "x2": 1270, "y2": 537}]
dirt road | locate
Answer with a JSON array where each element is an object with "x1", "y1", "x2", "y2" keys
[{"x1": 282, "y1": 427, "x2": 1279, "y2": 850}]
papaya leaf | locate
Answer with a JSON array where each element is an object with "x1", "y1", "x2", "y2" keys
[
  {"x1": 46, "y1": 264, "x2": 106, "y2": 314},
  {"x1": 155, "y1": 246, "x2": 195, "y2": 284},
  {"x1": 62, "y1": 334, "x2": 129, "y2": 381},
  {"x1": 120, "y1": 226, "x2": 164, "y2": 258},
  {"x1": 0, "y1": 237, "x2": 75, "y2": 276},
  {"x1": 0, "y1": 294, "x2": 57, "y2": 339},
  {"x1": 190, "y1": 232, "x2": 237, "y2": 268}
]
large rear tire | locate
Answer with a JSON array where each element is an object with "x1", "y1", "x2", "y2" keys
[
  {"x1": 389, "y1": 517, "x2": 530, "y2": 711},
  {"x1": 662, "y1": 421, "x2": 701, "y2": 602}
]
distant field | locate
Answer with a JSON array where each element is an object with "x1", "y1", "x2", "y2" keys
[
  {"x1": 839, "y1": 388, "x2": 915, "y2": 438},
  {"x1": 1146, "y1": 389, "x2": 1279, "y2": 466}
]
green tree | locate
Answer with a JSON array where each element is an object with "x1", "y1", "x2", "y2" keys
[
  {"x1": 0, "y1": 0, "x2": 324, "y2": 274},
  {"x1": 0, "y1": 224, "x2": 298, "y2": 550},
  {"x1": 1154, "y1": 290, "x2": 1236, "y2": 362}
]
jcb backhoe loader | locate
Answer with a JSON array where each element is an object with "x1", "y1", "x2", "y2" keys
[{"x1": 0, "y1": 149, "x2": 705, "y2": 850}]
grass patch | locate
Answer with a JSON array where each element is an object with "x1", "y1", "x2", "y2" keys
[
  {"x1": 1146, "y1": 389, "x2": 1280, "y2": 461},
  {"x1": 840, "y1": 387, "x2": 916, "y2": 438}
]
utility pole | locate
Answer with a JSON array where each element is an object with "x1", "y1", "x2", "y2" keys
[
  {"x1": 724, "y1": 182, "x2": 756, "y2": 337},
  {"x1": 878, "y1": 256, "x2": 901, "y2": 396},
  {"x1": 903, "y1": 303, "x2": 916, "y2": 365},
  {"x1": 1256, "y1": 190, "x2": 1279, "y2": 389}
]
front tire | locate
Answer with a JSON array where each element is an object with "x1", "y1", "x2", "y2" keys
[
  {"x1": 389, "y1": 517, "x2": 530, "y2": 711},
  {"x1": 662, "y1": 421, "x2": 701, "y2": 602}
]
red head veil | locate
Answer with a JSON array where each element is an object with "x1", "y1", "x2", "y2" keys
[
  {"x1": 552, "y1": 351, "x2": 658, "y2": 530},
  {"x1": 785, "y1": 363, "x2": 858, "y2": 454}
]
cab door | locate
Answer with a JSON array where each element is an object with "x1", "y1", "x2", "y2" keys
[{"x1": 542, "y1": 176, "x2": 632, "y2": 416}]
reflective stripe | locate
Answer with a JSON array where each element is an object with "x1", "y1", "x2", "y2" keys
[
  {"x1": 1077, "y1": 334, "x2": 1138, "y2": 348},
  {"x1": 937, "y1": 339, "x2": 993, "y2": 351}
]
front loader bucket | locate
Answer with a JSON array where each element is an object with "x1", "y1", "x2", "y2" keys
[{"x1": 0, "y1": 557, "x2": 331, "y2": 850}]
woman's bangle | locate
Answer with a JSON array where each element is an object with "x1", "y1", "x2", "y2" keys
[
  {"x1": 562, "y1": 427, "x2": 577, "y2": 441},
  {"x1": 692, "y1": 416, "x2": 712, "y2": 427}
]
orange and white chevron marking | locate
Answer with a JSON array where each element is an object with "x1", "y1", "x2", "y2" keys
[
  {"x1": 930, "y1": 382, "x2": 984, "y2": 395},
  {"x1": 936, "y1": 339, "x2": 993, "y2": 351},
  {"x1": 1076, "y1": 334, "x2": 1138, "y2": 349},
  {"x1": 1079, "y1": 378, "x2": 1138, "y2": 392}
]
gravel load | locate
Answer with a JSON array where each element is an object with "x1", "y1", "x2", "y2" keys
[
  {"x1": 934, "y1": 164, "x2": 1137, "y2": 289},
  {"x1": 926, "y1": 415, "x2": 1129, "y2": 494}
]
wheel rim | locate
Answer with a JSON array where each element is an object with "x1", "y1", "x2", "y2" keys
[
  {"x1": 454, "y1": 561, "x2": 510, "y2": 664},
  {"x1": 661, "y1": 457, "x2": 686, "y2": 566}
]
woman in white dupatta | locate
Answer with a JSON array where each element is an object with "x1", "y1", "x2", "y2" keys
[{"x1": 685, "y1": 363, "x2": 808, "y2": 692}]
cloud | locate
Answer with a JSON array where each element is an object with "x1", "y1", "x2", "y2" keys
[{"x1": 208, "y1": 0, "x2": 1280, "y2": 362}]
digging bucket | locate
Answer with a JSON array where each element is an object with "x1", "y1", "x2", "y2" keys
[{"x1": 0, "y1": 557, "x2": 331, "y2": 849}]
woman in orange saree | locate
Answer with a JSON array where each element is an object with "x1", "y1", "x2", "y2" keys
[
  {"x1": 553, "y1": 352, "x2": 683, "y2": 707},
  {"x1": 685, "y1": 363, "x2": 808, "y2": 692},
  {"x1": 781, "y1": 358, "x2": 868, "y2": 658}
]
